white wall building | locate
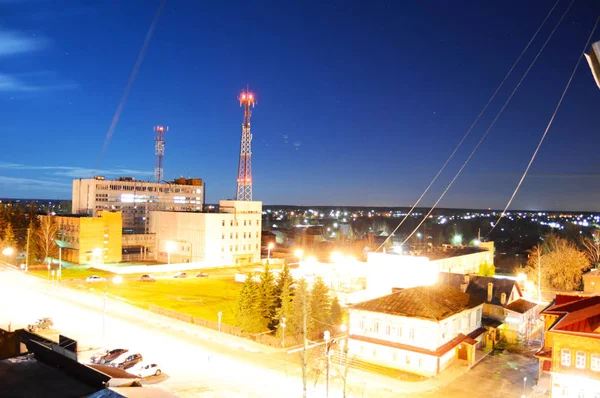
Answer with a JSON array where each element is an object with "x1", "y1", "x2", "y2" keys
[
  {"x1": 73, "y1": 176, "x2": 204, "y2": 233},
  {"x1": 150, "y1": 200, "x2": 262, "y2": 266},
  {"x1": 348, "y1": 285, "x2": 485, "y2": 377}
]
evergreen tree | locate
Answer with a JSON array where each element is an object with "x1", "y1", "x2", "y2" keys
[
  {"x1": 274, "y1": 263, "x2": 295, "y2": 306},
  {"x1": 309, "y1": 277, "x2": 331, "y2": 339},
  {"x1": 258, "y1": 264, "x2": 277, "y2": 330},
  {"x1": 236, "y1": 273, "x2": 262, "y2": 333},
  {"x1": 290, "y1": 278, "x2": 309, "y2": 338},
  {"x1": 275, "y1": 278, "x2": 294, "y2": 338},
  {"x1": 3, "y1": 222, "x2": 16, "y2": 250},
  {"x1": 328, "y1": 296, "x2": 343, "y2": 327}
]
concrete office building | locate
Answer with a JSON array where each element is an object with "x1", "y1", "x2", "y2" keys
[
  {"x1": 150, "y1": 200, "x2": 262, "y2": 266},
  {"x1": 72, "y1": 176, "x2": 204, "y2": 233}
]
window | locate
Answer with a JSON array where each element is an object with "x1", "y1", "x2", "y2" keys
[
  {"x1": 397, "y1": 326, "x2": 402, "y2": 338},
  {"x1": 229, "y1": 245, "x2": 233, "y2": 252},
  {"x1": 591, "y1": 354, "x2": 600, "y2": 371},
  {"x1": 372, "y1": 348, "x2": 377, "y2": 358},
  {"x1": 410, "y1": 328, "x2": 415, "y2": 340},
  {"x1": 221, "y1": 247, "x2": 224, "y2": 253},
  {"x1": 256, "y1": 232, "x2": 259, "y2": 238},
  {"x1": 418, "y1": 357, "x2": 423, "y2": 367},
  {"x1": 221, "y1": 234, "x2": 225, "y2": 240},
  {"x1": 256, "y1": 244, "x2": 259, "y2": 250},
  {"x1": 230, "y1": 233, "x2": 233, "y2": 239},
  {"x1": 373, "y1": 321, "x2": 379, "y2": 333},
  {"x1": 249, "y1": 220, "x2": 252, "y2": 226},
  {"x1": 576, "y1": 352, "x2": 586, "y2": 369},
  {"x1": 244, "y1": 232, "x2": 247, "y2": 239},
  {"x1": 385, "y1": 325, "x2": 391, "y2": 335},
  {"x1": 393, "y1": 351, "x2": 398, "y2": 361},
  {"x1": 405, "y1": 355, "x2": 411, "y2": 365},
  {"x1": 561, "y1": 349, "x2": 571, "y2": 367},
  {"x1": 236, "y1": 233, "x2": 239, "y2": 239},
  {"x1": 230, "y1": 220, "x2": 233, "y2": 227},
  {"x1": 235, "y1": 245, "x2": 238, "y2": 252},
  {"x1": 359, "y1": 319, "x2": 365, "y2": 330},
  {"x1": 476, "y1": 308, "x2": 482, "y2": 322},
  {"x1": 222, "y1": 220, "x2": 225, "y2": 227}
]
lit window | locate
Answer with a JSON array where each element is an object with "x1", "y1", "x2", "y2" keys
[
  {"x1": 385, "y1": 325, "x2": 391, "y2": 335},
  {"x1": 256, "y1": 232, "x2": 259, "y2": 238},
  {"x1": 249, "y1": 220, "x2": 252, "y2": 226},
  {"x1": 576, "y1": 352, "x2": 586, "y2": 369},
  {"x1": 359, "y1": 319, "x2": 364, "y2": 330},
  {"x1": 222, "y1": 220, "x2": 225, "y2": 227},
  {"x1": 405, "y1": 355, "x2": 411, "y2": 365},
  {"x1": 236, "y1": 233, "x2": 238, "y2": 239},
  {"x1": 244, "y1": 220, "x2": 247, "y2": 226},
  {"x1": 230, "y1": 233, "x2": 233, "y2": 239},
  {"x1": 244, "y1": 232, "x2": 247, "y2": 239},
  {"x1": 561, "y1": 349, "x2": 571, "y2": 367},
  {"x1": 592, "y1": 354, "x2": 600, "y2": 371},
  {"x1": 373, "y1": 321, "x2": 379, "y2": 333},
  {"x1": 222, "y1": 234, "x2": 224, "y2": 240},
  {"x1": 221, "y1": 247, "x2": 224, "y2": 253}
]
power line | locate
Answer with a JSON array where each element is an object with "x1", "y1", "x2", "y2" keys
[
  {"x1": 97, "y1": 0, "x2": 167, "y2": 168},
  {"x1": 487, "y1": 15, "x2": 600, "y2": 237},
  {"x1": 375, "y1": 0, "x2": 563, "y2": 253},
  {"x1": 399, "y1": 0, "x2": 577, "y2": 247}
]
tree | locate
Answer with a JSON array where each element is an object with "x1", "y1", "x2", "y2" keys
[
  {"x1": 523, "y1": 236, "x2": 589, "y2": 291},
  {"x1": 290, "y1": 278, "x2": 309, "y2": 337},
  {"x1": 477, "y1": 261, "x2": 495, "y2": 277},
  {"x1": 258, "y1": 264, "x2": 277, "y2": 330},
  {"x1": 2, "y1": 222, "x2": 16, "y2": 250},
  {"x1": 236, "y1": 273, "x2": 263, "y2": 333},
  {"x1": 309, "y1": 277, "x2": 331, "y2": 339},
  {"x1": 274, "y1": 263, "x2": 294, "y2": 302},
  {"x1": 35, "y1": 214, "x2": 58, "y2": 264},
  {"x1": 581, "y1": 230, "x2": 600, "y2": 268},
  {"x1": 328, "y1": 296, "x2": 343, "y2": 327},
  {"x1": 275, "y1": 278, "x2": 294, "y2": 338}
]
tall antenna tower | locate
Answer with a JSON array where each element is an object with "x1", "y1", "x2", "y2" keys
[
  {"x1": 154, "y1": 125, "x2": 167, "y2": 183},
  {"x1": 236, "y1": 88, "x2": 255, "y2": 201}
]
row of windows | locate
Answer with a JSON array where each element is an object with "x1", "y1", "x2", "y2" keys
[
  {"x1": 359, "y1": 345, "x2": 424, "y2": 367},
  {"x1": 222, "y1": 232, "x2": 260, "y2": 240},
  {"x1": 222, "y1": 219, "x2": 258, "y2": 227},
  {"x1": 97, "y1": 184, "x2": 200, "y2": 194},
  {"x1": 561, "y1": 349, "x2": 600, "y2": 371},
  {"x1": 222, "y1": 244, "x2": 259, "y2": 253},
  {"x1": 358, "y1": 319, "x2": 416, "y2": 340}
]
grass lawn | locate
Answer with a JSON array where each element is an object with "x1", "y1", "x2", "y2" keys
[{"x1": 28, "y1": 266, "x2": 115, "y2": 280}]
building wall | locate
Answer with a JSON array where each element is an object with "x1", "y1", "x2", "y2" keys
[
  {"x1": 347, "y1": 304, "x2": 483, "y2": 376},
  {"x1": 549, "y1": 332, "x2": 600, "y2": 397},
  {"x1": 150, "y1": 200, "x2": 262, "y2": 266},
  {"x1": 431, "y1": 250, "x2": 493, "y2": 275},
  {"x1": 72, "y1": 178, "x2": 204, "y2": 233},
  {"x1": 366, "y1": 254, "x2": 438, "y2": 294},
  {"x1": 583, "y1": 274, "x2": 600, "y2": 293}
]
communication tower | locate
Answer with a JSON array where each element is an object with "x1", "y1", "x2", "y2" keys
[
  {"x1": 154, "y1": 125, "x2": 167, "y2": 183},
  {"x1": 236, "y1": 89, "x2": 255, "y2": 201}
]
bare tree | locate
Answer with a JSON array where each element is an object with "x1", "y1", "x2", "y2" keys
[
  {"x1": 581, "y1": 230, "x2": 600, "y2": 268},
  {"x1": 35, "y1": 214, "x2": 58, "y2": 264}
]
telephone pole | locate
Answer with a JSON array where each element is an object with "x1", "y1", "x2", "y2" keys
[
  {"x1": 25, "y1": 227, "x2": 30, "y2": 272},
  {"x1": 302, "y1": 287, "x2": 308, "y2": 397}
]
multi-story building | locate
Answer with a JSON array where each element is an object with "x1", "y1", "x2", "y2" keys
[
  {"x1": 347, "y1": 285, "x2": 485, "y2": 377},
  {"x1": 150, "y1": 200, "x2": 262, "y2": 266},
  {"x1": 536, "y1": 295, "x2": 600, "y2": 397},
  {"x1": 43, "y1": 211, "x2": 123, "y2": 265},
  {"x1": 72, "y1": 176, "x2": 204, "y2": 233}
]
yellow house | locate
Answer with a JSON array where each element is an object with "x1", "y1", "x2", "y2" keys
[{"x1": 45, "y1": 211, "x2": 122, "y2": 265}]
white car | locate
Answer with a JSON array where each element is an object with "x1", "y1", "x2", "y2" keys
[
  {"x1": 131, "y1": 362, "x2": 162, "y2": 377},
  {"x1": 86, "y1": 275, "x2": 107, "y2": 283}
]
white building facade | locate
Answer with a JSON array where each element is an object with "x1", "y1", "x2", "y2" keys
[
  {"x1": 150, "y1": 200, "x2": 262, "y2": 266},
  {"x1": 73, "y1": 176, "x2": 204, "y2": 233},
  {"x1": 348, "y1": 285, "x2": 485, "y2": 377}
]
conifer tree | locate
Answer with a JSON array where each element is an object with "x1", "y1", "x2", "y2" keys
[
  {"x1": 3, "y1": 222, "x2": 16, "y2": 249},
  {"x1": 258, "y1": 264, "x2": 277, "y2": 330},
  {"x1": 329, "y1": 296, "x2": 343, "y2": 328},
  {"x1": 309, "y1": 277, "x2": 331, "y2": 339},
  {"x1": 275, "y1": 278, "x2": 294, "y2": 338},
  {"x1": 291, "y1": 278, "x2": 309, "y2": 337},
  {"x1": 236, "y1": 273, "x2": 262, "y2": 333}
]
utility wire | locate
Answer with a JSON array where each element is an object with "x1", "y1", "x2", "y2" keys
[
  {"x1": 487, "y1": 15, "x2": 600, "y2": 237},
  {"x1": 375, "y1": 0, "x2": 563, "y2": 253},
  {"x1": 97, "y1": 0, "x2": 167, "y2": 168},
  {"x1": 398, "y1": 0, "x2": 577, "y2": 247}
]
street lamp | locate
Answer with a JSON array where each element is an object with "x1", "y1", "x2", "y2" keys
[
  {"x1": 281, "y1": 317, "x2": 286, "y2": 348},
  {"x1": 330, "y1": 252, "x2": 343, "y2": 263},
  {"x1": 294, "y1": 249, "x2": 303, "y2": 264},
  {"x1": 166, "y1": 241, "x2": 176, "y2": 265},
  {"x1": 103, "y1": 275, "x2": 123, "y2": 344},
  {"x1": 267, "y1": 243, "x2": 274, "y2": 264},
  {"x1": 452, "y1": 234, "x2": 463, "y2": 246},
  {"x1": 2, "y1": 247, "x2": 14, "y2": 259},
  {"x1": 522, "y1": 376, "x2": 527, "y2": 398}
]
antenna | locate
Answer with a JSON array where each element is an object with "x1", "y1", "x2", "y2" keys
[
  {"x1": 154, "y1": 125, "x2": 167, "y2": 183},
  {"x1": 236, "y1": 88, "x2": 255, "y2": 201}
]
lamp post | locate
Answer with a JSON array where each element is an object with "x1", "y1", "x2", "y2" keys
[
  {"x1": 103, "y1": 276, "x2": 123, "y2": 345},
  {"x1": 166, "y1": 241, "x2": 176, "y2": 265},
  {"x1": 267, "y1": 243, "x2": 274, "y2": 264},
  {"x1": 218, "y1": 311, "x2": 222, "y2": 334},
  {"x1": 280, "y1": 317, "x2": 286, "y2": 348},
  {"x1": 324, "y1": 330, "x2": 331, "y2": 398},
  {"x1": 521, "y1": 376, "x2": 527, "y2": 398},
  {"x1": 2, "y1": 247, "x2": 14, "y2": 260}
]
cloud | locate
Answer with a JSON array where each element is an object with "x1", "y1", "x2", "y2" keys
[
  {"x1": 0, "y1": 29, "x2": 47, "y2": 57},
  {"x1": 0, "y1": 72, "x2": 78, "y2": 92},
  {"x1": 0, "y1": 163, "x2": 153, "y2": 179},
  {"x1": 0, "y1": 176, "x2": 71, "y2": 191}
]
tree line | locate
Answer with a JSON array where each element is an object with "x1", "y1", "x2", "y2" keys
[{"x1": 236, "y1": 263, "x2": 343, "y2": 340}]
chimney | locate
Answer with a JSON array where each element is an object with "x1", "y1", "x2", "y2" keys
[
  {"x1": 501, "y1": 292, "x2": 507, "y2": 306},
  {"x1": 487, "y1": 282, "x2": 493, "y2": 302}
]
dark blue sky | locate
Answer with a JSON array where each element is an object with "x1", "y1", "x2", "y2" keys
[{"x1": 1, "y1": 0, "x2": 599, "y2": 210}]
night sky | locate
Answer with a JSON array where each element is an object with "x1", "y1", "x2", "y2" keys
[{"x1": 1, "y1": 0, "x2": 599, "y2": 211}]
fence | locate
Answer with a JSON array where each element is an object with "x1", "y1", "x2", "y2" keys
[
  {"x1": 147, "y1": 305, "x2": 243, "y2": 337},
  {"x1": 253, "y1": 332, "x2": 302, "y2": 348}
]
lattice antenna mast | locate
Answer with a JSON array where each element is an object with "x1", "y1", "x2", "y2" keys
[
  {"x1": 236, "y1": 89, "x2": 255, "y2": 201},
  {"x1": 154, "y1": 125, "x2": 168, "y2": 183}
]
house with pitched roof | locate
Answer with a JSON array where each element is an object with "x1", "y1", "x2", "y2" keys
[
  {"x1": 535, "y1": 295, "x2": 600, "y2": 397},
  {"x1": 347, "y1": 285, "x2": 485, "y2": 377}
]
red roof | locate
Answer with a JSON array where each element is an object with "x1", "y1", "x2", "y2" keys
[{"x1": 543, "y1": 295, "x2": 600, "y2": 336}]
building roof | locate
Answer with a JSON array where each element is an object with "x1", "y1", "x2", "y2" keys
[
  {"x1": 542, "y1": 295, "x2": 600, "y2": 337},
  {"x1": 505, "y1": 298, "x2": 538, "y2": 314},
  {"x1": 584, "y1": 269, "x2": 600, "y2": 279},
  {"x1": 465, "y1": 276, "x2": 521, "y2": 307},
  {"x1": 351, "y1": 285, "x2": 484, "y2": 321},
  {"x1": 424, "y1": 247, "x2": 486, "y2": 261}
]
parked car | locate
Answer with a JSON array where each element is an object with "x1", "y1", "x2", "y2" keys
[
  {"x1": 131, "y1": 363, "x2": 162, "y2": 377},
  {"x1": 90, "y1": 348, "x2": 128, "y2": 364},
  {"x1": 111, "y1": 353, "x2": 143, "y2": 370},
  {"x1": 140, "y1": 274, "x2": 156, "y2": 282},
  {"x1": 196, "y1": 272, "x2": 209, "y2": 278},
  {"x1": 27, "y1": 317, "x2": 53, "y2": 333},
  {"x1": 86, "y1": 275, "x2": 107, "y2": 283},
  {"x1": 174, "y1": 272, "x2": 187, "y2": 278}
]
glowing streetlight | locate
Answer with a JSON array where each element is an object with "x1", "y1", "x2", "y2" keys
[
  {"x1": 267, "y1": 243, "x2": 274, "y2": 264},
  {"x1": 166, "y1": 241, "x2": 176, "y2": 265},
  {"x1": 294, "y1": 249, "x2": 303, "y2": 263},
  {"x1": 330, "y1": 252, "x2": 343, "y2": 263},
  {"x1": 340, "y1": 324, "x2": 348, "y2": 333},
  {"x1": 452, "y1": 234, "x2": 463, "y2": 245},
  {"x1": 2, "y1": 247, "x2": 14, "y2": 257}
]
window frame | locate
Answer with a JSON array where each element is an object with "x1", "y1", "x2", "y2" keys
[{"x1": 561, "y1": 349, "x2": 571, "y2": 367}]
